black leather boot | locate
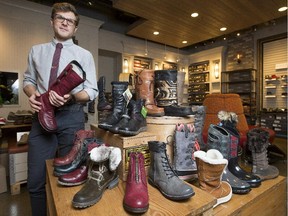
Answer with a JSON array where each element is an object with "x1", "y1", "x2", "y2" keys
[
  {"x1": 53, "y1": 138, "x2": 103, "y2": 176},
  {"x1": 108, "y1": 104, "x2": 130, "y2": 134},
  {"x1": 97, "y1": 76, "x2": 112, "y2": 111},
  {"x1": 118, "y1": 99, "x2": 147, "y2": 136},
  {"x1": 154, "y1": 70, "x2": 193, "y2": 117},
  {"x1": 98, "y1": 81, "x2": 129, "y2": 130}
]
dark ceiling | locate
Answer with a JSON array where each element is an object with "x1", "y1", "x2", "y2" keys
[{"x1": 27, "y1": 0, "x2": 287, "y2": 49}]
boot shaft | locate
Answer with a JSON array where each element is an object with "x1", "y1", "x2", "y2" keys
[
  {"x1": 135, "y1": 69, "x2": 155, "y2": 104},
  {"x1": 154, "y1": 70, "x2": 177, "y2": 106},
  {"x1": 127, "y1": 152, "x2": 147, "y2": 185},
  {"x1": 50, "y1": 61, "x2": 86, "y2": 96},
  {"x1": 194, "y1": 150, "x2": 227, "y2": 190},
  {"x1": 177, "y1": 71, "x2": 185, "y2": 105},
  {"x1": 207, "y1": 124, "x2": 231, "y2": 159},
  {"x1": 173, "y1": 123, "x2": 199, "y2": 172},
  {"x1": 111, "y1": 81, "x2": 129, "y2": 112}
]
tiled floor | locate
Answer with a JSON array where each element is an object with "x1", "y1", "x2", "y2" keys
[{"x1": 0, "y1": 138, "x2": 286, "y2": 216}]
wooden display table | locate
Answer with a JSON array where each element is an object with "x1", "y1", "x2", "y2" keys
[
  {"x1": 213, "y1": 175, "x2": 287, "y2": 216},
  {"x1": 46, "y1": 160, "x2": 216, "y2": 216}
]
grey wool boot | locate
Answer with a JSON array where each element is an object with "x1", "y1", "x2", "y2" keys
[
  {"x1": 148, "y1": 141, "x2": 195, "y2": 200},
  {"x1": 173, "y1": 123, "x2": 200, "y2": 181},
  {"x1": 247, "y1": 128, "x2": 279, "y2": 180},
  {"x1": 191, "y1": 105, "x2": 206, "y2": 150},
  {"x1": 72, "y1": 145, "x2": 121, "y2": 208}
]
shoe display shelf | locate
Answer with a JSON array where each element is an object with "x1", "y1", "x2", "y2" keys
[
  {"x1": 90, "y1": 124, "x2": 156, "y2": 181},
  {"x1": 46, "y1": 159, "x2": 216, "y2": 216}
]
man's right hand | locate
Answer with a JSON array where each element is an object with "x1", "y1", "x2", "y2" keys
[{"x1": 29, "y1": 92, "x2": 42, "y2": 112}]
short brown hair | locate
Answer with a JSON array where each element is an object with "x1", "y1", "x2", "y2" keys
[{"x1": 51, "y1": 2, "x2": 80, "y2": 26}]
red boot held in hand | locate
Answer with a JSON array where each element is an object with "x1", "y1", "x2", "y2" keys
[{"x1": 37, "y1": 60, "x2": 86, "y2": 132}]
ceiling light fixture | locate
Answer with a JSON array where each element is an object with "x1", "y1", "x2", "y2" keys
[
  {"x1": 220, "y1": 27, "x2": 227, "y2": 31},
  {"x1": 182, "y1": 40, "x2": 187, "y2": 44},
  {"x1": 191, "y1": 12, "x2": 199, "y2": 17},
  {"x1": 278, "y1": 6, "x2": 287, "y2": 12},
  {"x1": 153, "y1": 31, "x2": 159, "y2": 35},
  {"x1": 237, "y1": 33, "x2": 240, "y2": 36}
]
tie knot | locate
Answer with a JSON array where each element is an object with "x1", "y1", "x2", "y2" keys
[{"x1": 56, "y1": 43, "x2": 63, "y2": 49}]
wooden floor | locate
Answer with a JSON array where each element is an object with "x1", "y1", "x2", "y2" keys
[{"x1": 0, "y1": 138, "x2": 286, "y2": 216}]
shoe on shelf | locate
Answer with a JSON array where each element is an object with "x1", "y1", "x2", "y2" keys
[{"x1": 0, "y1": 117, "x2": 6, "y2": 125}]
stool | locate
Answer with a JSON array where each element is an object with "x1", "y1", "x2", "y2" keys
[
  {"x1": 8, "y1": 142, "x2": 28, "y2": 195},
  {"x1": 0, "y1": 165, "x2": 7, "y2": 193}
]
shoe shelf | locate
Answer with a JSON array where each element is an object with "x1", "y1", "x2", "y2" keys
[
  {"x1": 188, "y1": 60, "x2": 210, "y2": 105},
  {"x1": 221, "y1": 68, "x2": 257, "y2": 124}
]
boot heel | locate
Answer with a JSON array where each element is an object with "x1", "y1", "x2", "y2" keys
[{"x1": 108, "y1": 175, "x2": 119, "y2": 189}]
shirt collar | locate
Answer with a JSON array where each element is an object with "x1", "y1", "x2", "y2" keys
[{"x1": 52, "y1": 38, "x2": 74, "y2": 48}]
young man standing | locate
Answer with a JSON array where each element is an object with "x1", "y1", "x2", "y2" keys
[{"x1": 23, "y1": 3, "x2": 98, "y2": 215}]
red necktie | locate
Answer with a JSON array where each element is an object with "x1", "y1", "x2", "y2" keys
[{"x1": 49, "y1": 43, "x2": 63, "y2": 87}]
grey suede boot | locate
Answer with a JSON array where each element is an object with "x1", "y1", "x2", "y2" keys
[
  {"x1": 191, "y1": 105, "x2": 206, "y2": 150},
  {"x1": 207, "y1": 124, "x2": 252, "y2": 194},
  {"x1": 148, "y1": 141, "x2": 195, "y2": 200},
  {"x1": 173, "y1": 123, "x2": 200, "y2": 181},
  {"x1": 247, "y1": 128, "x2": 279, "y2": 180}
]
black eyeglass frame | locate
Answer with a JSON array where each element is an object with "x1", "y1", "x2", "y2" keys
[{"x1": 54, "y1": 14, "x2": 77, "y2": 26}]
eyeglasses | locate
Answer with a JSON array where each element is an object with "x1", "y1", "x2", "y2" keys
[{"x1": 54, "y1": 14, "x2": 76, "y2": 26}]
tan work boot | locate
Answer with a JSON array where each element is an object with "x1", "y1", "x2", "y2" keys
[
  {"x1": 194, "y1": 149, "x2": 232, "y2": 207},
  {"x1": 135, "y1": 69, "x2": 164, "y2": 117}
]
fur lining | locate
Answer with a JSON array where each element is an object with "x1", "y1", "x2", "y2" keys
[
  {"x1": 90, "y1": 145, "x2": 110, "y2": 162},
  {"x1": 217, "y1": 110, "x2": 238, "y2": 123},
  {"x1": 194, "y1": 149, "x2": 228, "y2": 165},
  {"x1": 109, "y1": 147, "x2": 122, "y2": 171}
]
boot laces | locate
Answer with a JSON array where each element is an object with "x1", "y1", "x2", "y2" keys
[
  {"x1": 161, "y1": 152, "x2": 176, "y2": 179},
  {"x1": 88, "y1": 163, "x2": 107, "y2": 185}
]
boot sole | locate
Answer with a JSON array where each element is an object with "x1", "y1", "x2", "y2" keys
[
  {"x1": 57, "y1": 179, "x2": 87, "y2": 187},
  {"x1": 123, "y1": 203, "x2": 149, "y2": 214},
  {"x1": 118, "y1": 126, "x2": 147, "y2": 136},
  {"x1": 72, "y1": 175, "x2": 119, "y2": 208},
  {"x1": 148, "y1": 178, "x2": 195, "y2": 201}
]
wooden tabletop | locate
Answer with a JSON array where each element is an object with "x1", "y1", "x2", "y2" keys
[{"x1": 46, "y1": 159, "x2": 216, "y2": 216}]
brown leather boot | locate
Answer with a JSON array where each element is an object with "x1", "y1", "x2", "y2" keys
[
  {"x1": 53, "y1": 130, "x2": 95, "y2": 167},
  {"x1": 123, "y1": 152, "x2": 149, "y2": 213},
  {"x1": 72, "y1": 145, "x2": 121, "y2": 209},
  {"x1": 37, "y1": 60, "x2": 86, "y2": 132},
  {"x1": 135, "y1": 69, "x2": 164, "y2": 117},
  {"x1": 194, "y1": 149, "x2": 232, "y2": 207}
]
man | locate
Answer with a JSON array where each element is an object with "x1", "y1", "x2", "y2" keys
[{"x1": 23, "y1": 3, "x2": 98, "y2": 215}]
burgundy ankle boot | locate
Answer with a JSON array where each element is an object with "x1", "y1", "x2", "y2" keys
[
  {"x1": 58, "y1": 165, "x2": 88, "y2": 186},
  {"x1": 37, "y1": 60, "x2": 86, "y2": 132},
  {"x1": 123, "y1": 152, "x2": 149, "y2": 213},
  {"x1": 53, "y1": 130, "x2": 95, "y2": 167}
]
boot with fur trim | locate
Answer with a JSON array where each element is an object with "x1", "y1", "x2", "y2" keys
[
  {"x1": 247, "y1": 128, "x2": 279, "y2": 180},
  {"x1": 72, "y1": 145, "x2": 121, "y2": 208},
  {"x1": 194, "y1": 149, "x2": 232, "y2": 208}
]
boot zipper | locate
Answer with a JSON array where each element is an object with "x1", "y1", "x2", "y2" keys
[{"x1": 135, "y1": 153, "x2": 139, "y2": 183}]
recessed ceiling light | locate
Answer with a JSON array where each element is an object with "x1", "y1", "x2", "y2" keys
[
  {"x1": 220, "y1": 27, "x2": 227, "y2": 31},
  {"x1": 237, "y1": 33, "x2": 241, "y2": 36},
  {"x1": 278, "y1": 6, "x2": 287, "y2": 12},
  {"x1": 182, "y1": 40, "x2": 188, "y2": 44},
  {"x1": 153, "y1": 31, "x2": 159, "y2": 35},
  {"x1": 191, "y1": 12, "x2": 199, "y2": 18}
]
